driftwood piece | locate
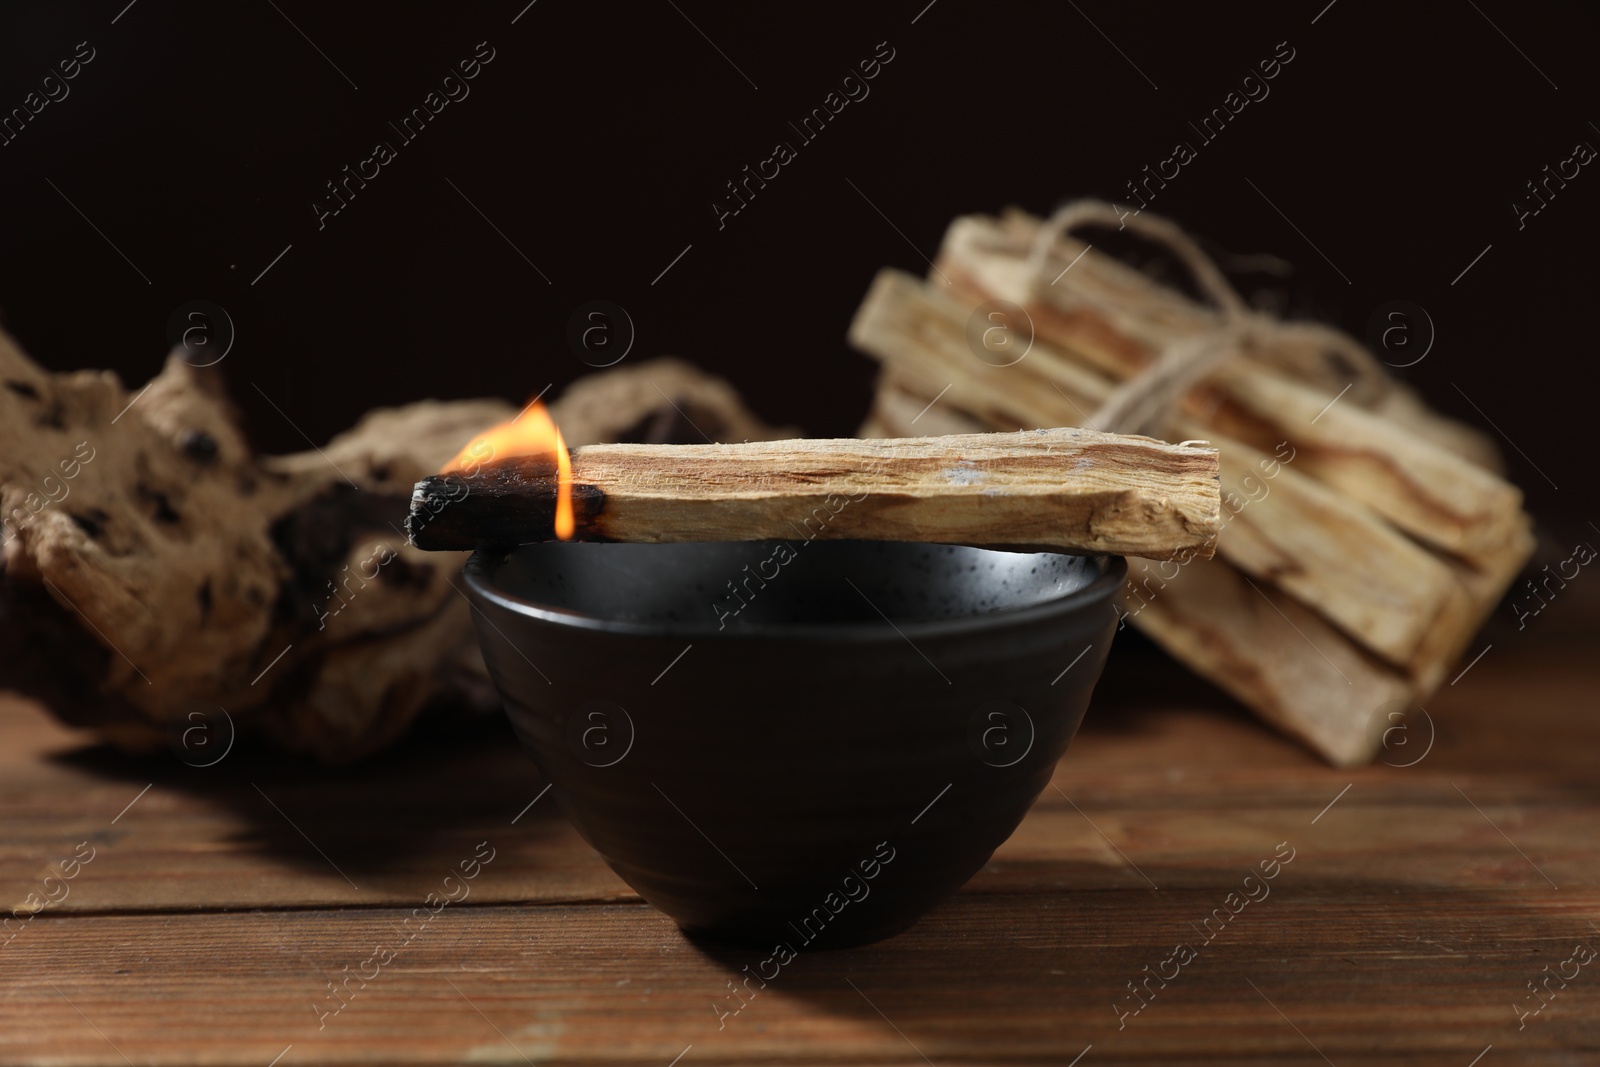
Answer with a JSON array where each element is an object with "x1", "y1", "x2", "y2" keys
[
  {"x1": 0, "y1": 326, "x2": 513, "y2": 761},
  {"x1": 407, "y1": 429, "x2": 1223, "y2": 560},
  {"x1": 550, "y1": 357, "x2": 800, "y2": 446},
  {"x1": 0, "y1": 336, "x2": 790, "y2": 762}
]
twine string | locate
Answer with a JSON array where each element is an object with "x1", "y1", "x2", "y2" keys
[{"x1": 1025, "y1": 200, "x2": 1387, "y2": 437}]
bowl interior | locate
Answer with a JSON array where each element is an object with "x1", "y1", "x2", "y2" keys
[{"x1": 482, "y1": 540, "x2": 1106, "y2": 632}]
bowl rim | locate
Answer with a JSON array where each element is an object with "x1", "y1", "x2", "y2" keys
[{"x1": 462, "y1": 543, "x2": 1128, "y2": 643}]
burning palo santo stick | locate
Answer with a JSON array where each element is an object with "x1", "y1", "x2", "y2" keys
[{"x1": 407, "y1": 404, "x2": 1220, "y2": 560}]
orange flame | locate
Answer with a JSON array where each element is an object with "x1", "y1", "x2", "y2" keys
[{"x1": 442, "y1": 399, "x2": 574, "y2": 540}]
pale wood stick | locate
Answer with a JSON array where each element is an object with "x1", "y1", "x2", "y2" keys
[
  {"x1": 1196, "y1": 429, "x2": 1463, "y2": 666},
  {"x1": 1406, "y1": 514, "x2": 1535, "y2": 692},
  {"x1": 849, "y1": 269, "x2": 1464, "y2": 667},
  {"x1": 407, "y1": 429, "x2": 1222, "y2": 560},
  {"x1": 1193, "y1": 367, "x2": 1525, "y2": 565}
]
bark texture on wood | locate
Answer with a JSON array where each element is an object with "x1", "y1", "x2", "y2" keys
[
  {"x1": 550, "y1": 356, "x2": 801, "y2": 446},
  {"x1": 0, "y1": 339, "x2": 788, "y2": 762},
  {"x1": 0, "y1": 327, "x2": 512, "y2": 762}
]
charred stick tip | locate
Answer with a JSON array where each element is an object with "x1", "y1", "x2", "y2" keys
[{"x1": 405, "y1": 467, "x2": 604, "y2": 551}]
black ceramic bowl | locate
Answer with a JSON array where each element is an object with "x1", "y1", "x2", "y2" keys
[{"x1": 464, "y1": 540, "x2": 1125, "y2": 948}]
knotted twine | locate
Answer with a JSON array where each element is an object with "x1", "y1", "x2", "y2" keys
[{"x1": 1022, "y1": 200, "x2": 1390, "y2": 438}]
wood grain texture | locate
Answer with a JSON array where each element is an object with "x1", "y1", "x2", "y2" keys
[
  {"x1": 410, "y1": 429, "x2": 1223, "y2": 561},
  {"x1": 1195, "y1": 367, "x2": 1526, "y2": 564},
  {"x1": 2, "y1": 633, "x2": 1596, "y2": 1065}
]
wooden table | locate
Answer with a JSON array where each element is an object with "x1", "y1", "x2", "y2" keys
[{"x1": 3, "y1": 633, "x2": 1595, "y2": 1066}]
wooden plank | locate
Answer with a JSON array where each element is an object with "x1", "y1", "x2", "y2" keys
[
  {"x1": 3, "y1": 895, "x2": 1594, "y2": 1065},
  {"x1": 0, "y1": 696, "x2": 635, "y2": 914},
  {"x1": 3, "y1": 643, "x2": 1598, "y2": 1064},
  {"x1": 6, "y1": 640, "x2": 1595, "y2": 916}
]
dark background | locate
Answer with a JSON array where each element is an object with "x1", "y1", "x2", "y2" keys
[{"x1": 1, "y1": 0, "x2": 1593, "y2": 536}]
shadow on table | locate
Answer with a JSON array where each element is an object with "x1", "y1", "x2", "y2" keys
[
  {"x1": 664, "y1": 660, "x2": 1190, "y2": 1055},
  {"x1": 37, "y1": 623, "x2": 1246, "y2": 884},
  {"x1": 46, "y1": 702, "x2": 572, "y2": 882},
  {"x1": 33, "y1": 632, "x2": 1239, "y2": 891},
  {"x1": 680, "y1": 883, "x2": 1145, "y2": 1057}
]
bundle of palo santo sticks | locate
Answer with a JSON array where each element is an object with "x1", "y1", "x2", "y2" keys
[{"x1": 849, "y1": 201, "x2": 1534, "y2": 765}]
